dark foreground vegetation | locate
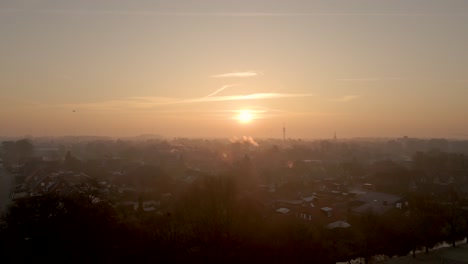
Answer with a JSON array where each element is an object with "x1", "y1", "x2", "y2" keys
[
  {"x1": 1, "y1": 183, "x2": 467, "y2": 263},
  {"x1": 1, "y1": 137, "x2": 468, "y2": 263}
]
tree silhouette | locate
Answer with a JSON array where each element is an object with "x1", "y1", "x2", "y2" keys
[
  {"x1": 407, "y1": 193, "x2": 445, "y2": 253},
  {"x1": 1, "y1": 193, "x2": 117, "y2": 263},
  {"x1": 442, "y1": 188, "x2": 467, "y2": 247},
  {"x1": 1, "y1": 139, "x2": 34, "y2": 167}
]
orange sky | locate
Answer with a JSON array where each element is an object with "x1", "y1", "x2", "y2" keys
[{"x1": 1, "y1": 1, "x2": 468, "y2": 139}]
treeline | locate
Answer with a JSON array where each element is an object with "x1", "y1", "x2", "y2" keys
[
  {"x1": 1, "y1": 139, "x2": 34, "y2": 167},
  {"x1": 1, "y1": 175, "x2": 467, "y2": 264}
]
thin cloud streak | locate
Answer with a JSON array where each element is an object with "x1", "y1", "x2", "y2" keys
[
  {"x1": 131, "y1": 92, "x2": 314, "y2": 105},
  {"x1": 205, "y1": 84, "x2": 241, "y2": 97},
  {"x1": 47, "y1": 93, "x2": 314, "y2": 112},
  {"x1": 211, "y1": 72, "x2": 258, "y2": 78},
  {"x1": 115, "y1": 92, "x2": 314, "y2": 106},
  {"x1": 181, "y1": 93, "x2": 314, "y2": 103}
]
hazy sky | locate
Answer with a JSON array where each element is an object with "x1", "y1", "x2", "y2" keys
[{"x1": 1, "y1": 0, "x2": 468, "y2": 139}]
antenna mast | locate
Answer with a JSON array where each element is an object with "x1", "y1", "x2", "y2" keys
[{"x1": 283, "y1": 122, "x2": 286, "y2": 141}]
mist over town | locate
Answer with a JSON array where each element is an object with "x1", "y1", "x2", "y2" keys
[{"x1": 2, "y1": 0, "x2": 468, "y2": 263}]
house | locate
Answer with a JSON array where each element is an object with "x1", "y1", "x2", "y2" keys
[
  {"x1": 274, "y1": 194, "x2": 349, "y2": 227},
  {"x1": 13, "y1": 169, "x2": 95, "y2": 199},
  {"x1": 276, "y1": 208, "x2": 290, "y2": 214},
  {"x1": 351, "y1": 191, "x2": 403, "y2": 215},
  {"x1": 326, "y1": 220, "x2": 351, "y2": 229},
  {"x1": 22, "y1": 168, "x2": 48, "y2": 191},
  {"x1": 321, "y1": 207, "x2": 333, "y2": 217},
  {"x1": 29, "y1": 173, "x2": 59, "y2": 195}
]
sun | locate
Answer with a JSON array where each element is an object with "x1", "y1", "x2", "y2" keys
[{"x1": 238, "y1": 110, "x2": 253, "y2": 123}]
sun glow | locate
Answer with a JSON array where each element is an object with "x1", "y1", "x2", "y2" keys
[{"x1": 237, "y1": 110, "x2": 253, "y2": 123}]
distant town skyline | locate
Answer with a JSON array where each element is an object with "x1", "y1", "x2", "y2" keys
[{"x1": 1, "y1": 0, "x2": 468, "y2": 139}]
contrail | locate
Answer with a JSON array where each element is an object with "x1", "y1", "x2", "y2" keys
[
  {"x1": 185, "y1": 93, "x2": 314, "y2": 103},
  {"x1": 211, "y1": 71, "x2": 258, "y2": 78},
  {"x1": 205, "y1": 84, "x2": 240, "y2": 97}
]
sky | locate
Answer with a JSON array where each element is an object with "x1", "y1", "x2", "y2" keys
[{"x1": 1, "y1": 0, "x2": 468, "y2": 139}]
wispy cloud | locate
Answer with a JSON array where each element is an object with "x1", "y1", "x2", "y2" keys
[
  {"x1": 211, "y1": 71, "x2": 259, "y2": 78},
  {"x1": 125, "y1": 92, "x2": 313, "y2": 106},
  {"x1": 330, "y1": 95, "x2": 360, "y2": 102},
  {"x1": 205, "y1": 84, "x2": 241, "y2": 97},
  {"x1": 47, "y1": 92, "x2": 314, "y2": 113},
  {"x1": 182, "y1": 93, "x2": 314, "y2": 103}
]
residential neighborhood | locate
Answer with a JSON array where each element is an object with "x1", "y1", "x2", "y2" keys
[{"x1": 1, "y1": 136, "x2": 468, "y2": 263}]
